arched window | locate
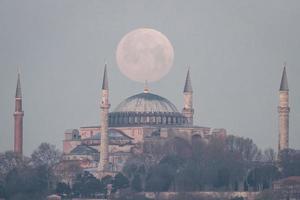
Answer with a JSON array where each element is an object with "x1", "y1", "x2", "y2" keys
[
  {"x1": 157, "y1": 116, "x2": 161, "y2": 124},
  {"x1": 129, "y1": 116, "x2": 133, "y2": 124},
  {"x1": 162, "y1": 116, "x2": 166, "y2": 124},
  {"x1": 150, "y1": 115, "x2": 155, "y2": 124},
  {"x1": 173, "y1": 117, "x2": 176, "y2": 124}
]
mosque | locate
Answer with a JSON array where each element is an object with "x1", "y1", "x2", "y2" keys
[
  {"x1": 12, "y1": 61, "x2": 290, "y2": 175},
  {"x1": 62, "y1": 66, "x2": 227, "y2": 173}
]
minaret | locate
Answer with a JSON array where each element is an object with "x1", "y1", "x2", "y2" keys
[
  {"x1": 99, "y1": 64, "x2": 110, "y2": 171},
  {"x1": 278, "y1": 65, "x2": 290, "y2": 152},
  {"x1": 14, "y1": 71, "x2": 24, "y2": 155},
  {"x1": 182, "y1": 69, "x2": 194, "y2": 125}
]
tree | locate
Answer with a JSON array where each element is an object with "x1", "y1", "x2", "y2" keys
[
  {"x1": 247, "y1": 165, "x2": 280, "y2": 191},
  {"x1": 226, "y1": 135, "x2": 259, "y2": 162},
  {"x1": 0, "y1": 151, "x2": 28, "y2": 183},
  {"x1": 54, "y1": 160, "x2": 82, "y2": 185},
  {"x1": 145, "y1": 163, "x2": 174, "y2": 192},
  {"x1": 0, "y1": 184, "x2": 5, "y2": 198},
  {"x1": 262, "y1": 148, "x2": 276, "y2": 162},
  {"x1": 164, "y1": 137, "x2": 192, "y2": 159},
  {"x1": 200, "y1": 136, "x2": 245, "y2": 190},
  {"x1": 113, "y1": 173, "x2": 129, "y2": 192},
  {"x1": 0, "y1": 144, "x2": 64, "y2": 199},
  {"x1": 279, "y1": 149, "x2": 300, "y2": 177},
  {"x1": 131, "y1": 174, "x2": 142, "y2": 192},
  {"x1": 101, "y1": 175, "x2": 113, "y2": 186},
  {"x1": 175, "y1": 161, "x2": 202, "y2": 191},
  {"x1": 122, "y1": 135, "x2": 272, "y2": 193},
  {"x1": 73, "y1": 171, "x2": 104, "y2": 197},
  {"x1": 56, "y1": 182, "x2": 71, "y2": 197},
  {"x1": 123, "y1": 155, "x2": 147, "y2": 191},
  {"x1": 4, "y1": 165, "x2": 48, "y2": 199},
  {"x1": 31, "y1": 143, "x2": 62, "y2": 191},
  {"x1": 31, "y1": 143, "x2": 62, "y2": 168}
]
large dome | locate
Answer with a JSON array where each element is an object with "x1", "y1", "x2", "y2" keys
[
  {"x1": 109, "y1": 92, "x2": 187, "y2": 127},
  {"x1": 114, "y1": 92, "x2": 179, "y2": 113}
]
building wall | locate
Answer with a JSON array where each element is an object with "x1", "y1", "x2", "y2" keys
[
  {"x1": 63, "y1": 124, "x2": 225, "y2": 171},
  {"x1": 79, "y1": 127, "x2": 99, "y2": 139},
  {"x1": 113, "y1": 127, "x2": 145, "y2": 143},
  {"x1": 63, "y1": 140, "x2": 81, "y2": 154}
]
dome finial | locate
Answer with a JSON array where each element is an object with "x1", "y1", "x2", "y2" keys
[{"x1": 144, "y1": 80, "x2": 149, "y2": 93}]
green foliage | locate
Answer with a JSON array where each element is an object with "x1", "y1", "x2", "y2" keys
[
  {"x1": 0, "y1": 151, "x2": 28, "y2": 183},
  {"x1": 4, "y1": 165, "x2": 48, "y2": 199},
  {"x1": 101, "y1": 175, "x2": 113, "y2": 185},
  {"x1": 0, "y1": 184, "x2": 5, "y2": 198},
  {"x1": 145, "y1": 164, "x2": 172, "y2": 192},
  {"x1": 72, "y1": 171, "x2": 104, "y2": 197},
  {"x1": 247, "y1": 165, "x2": 280, "y2": 191},
  {"x1": 123, "y1": 135, "x2": 275, "y2": 193},
  {"x1": 56, "y1": 182, "x2": 71, "y2": 196},
  {"x1": 278, "y1": 149, "x2": 300, "y2": 177},
  {"x1": 131, "y1": 174, "x2": 142, "y2": 192},
  {"x1": 113, "y1": 172, "x2": 129, "y2": 192}
]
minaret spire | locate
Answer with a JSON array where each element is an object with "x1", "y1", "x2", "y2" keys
[
  {"x1": 16, "y1": 70, "x2": 22, "y2": 98},
  {"x1": 182, "y1": 68, "x2": 194, "y2": 125},
  {"x1": 279, "y1": 65, "x2": 288, "y2": 91},
  {"x1": 99, "y1": 63, "x2": 110, "y2": 173},
  {"x1": 278, "y1": 64, "x2": 290, "y2": 153},
  {"x1": 184, "y1": 68, "x2": 193, "y2": 93},
  {"x1": 14, "y1": 70, "x2": 24, "y2": 155},
  {"x1": 102, "y1": 63, "x2": 108, "y2": 90}
]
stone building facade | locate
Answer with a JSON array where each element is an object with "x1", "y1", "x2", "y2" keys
[{"x1": 62, "y1": 66, "x2": 226, "y2": 173}]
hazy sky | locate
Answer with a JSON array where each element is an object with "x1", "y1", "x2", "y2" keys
[{"x1": 0, "y1": 0, "x2": 299, "y2": 155}]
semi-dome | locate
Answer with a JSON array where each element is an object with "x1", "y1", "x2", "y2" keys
[{"x1": 109, "y1": 92, "x2": 187, "y2": 127}]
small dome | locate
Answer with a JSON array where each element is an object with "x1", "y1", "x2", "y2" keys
[{"x1": 114, "y1": 92, "x2": 179, "y2": 113}]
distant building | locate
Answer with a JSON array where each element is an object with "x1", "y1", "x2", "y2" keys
[
  {"x1": 47, "y1": 194, "x2": 61, "y2": 200},
  {"x1": 273, "y1": 176, "x2": 300, "y2": 199}
]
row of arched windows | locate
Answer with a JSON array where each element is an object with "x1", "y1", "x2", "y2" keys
[{"x1": 109, "y1": 112, "x2": 187, "y2": 126}]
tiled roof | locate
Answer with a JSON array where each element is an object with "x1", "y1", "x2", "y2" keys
[{"x1": 69, "y1": 145, "x2": 98, "y2": 155}]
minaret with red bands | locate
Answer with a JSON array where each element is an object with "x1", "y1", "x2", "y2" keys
[{"x1": 14, "y1": 71, "x2": 24, "y2": 155}]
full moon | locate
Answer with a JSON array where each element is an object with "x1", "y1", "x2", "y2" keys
[{"x1": 116, "y1": 28, "x2": 174, "y2": 82}]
